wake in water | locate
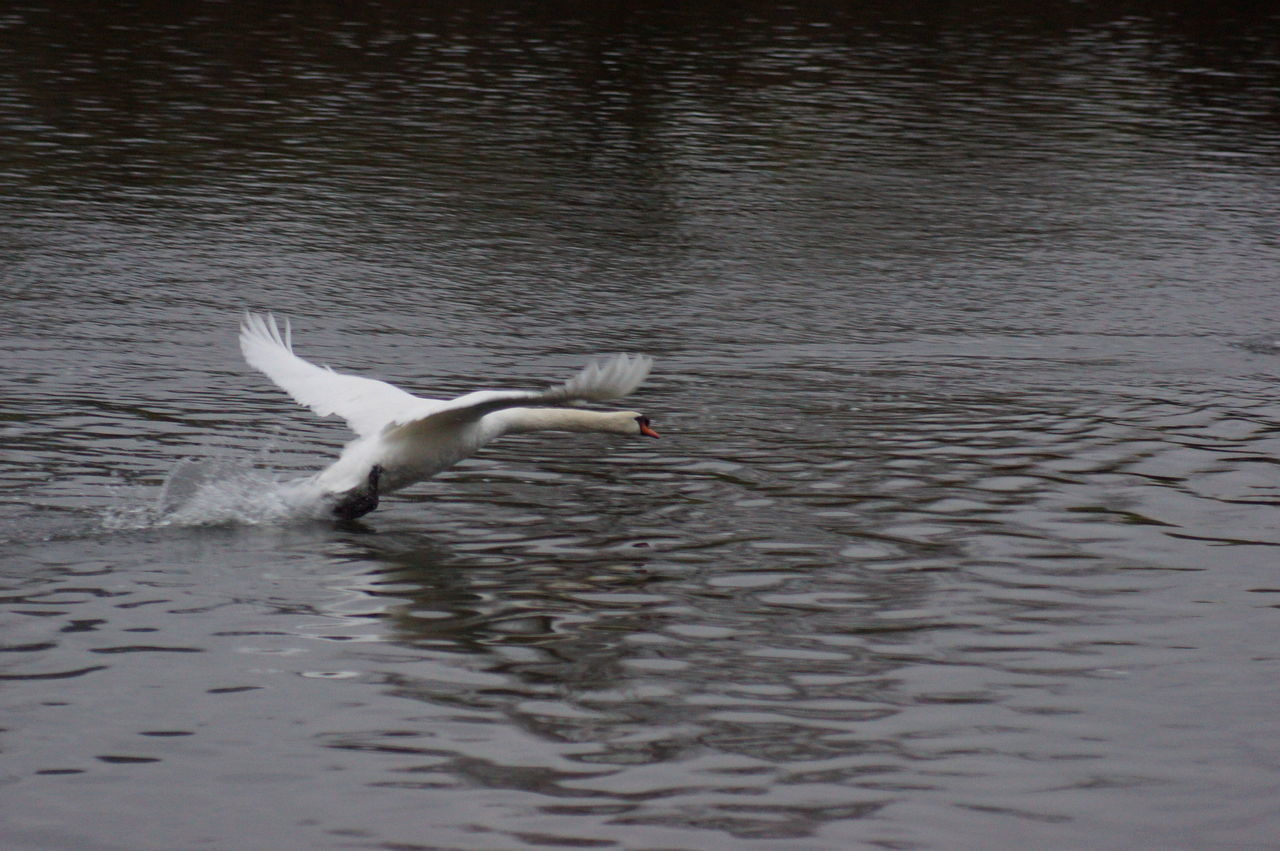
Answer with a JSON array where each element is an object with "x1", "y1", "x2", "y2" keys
[{"x1": 103, "y1": 456, "x2": 335, "y2": 530}]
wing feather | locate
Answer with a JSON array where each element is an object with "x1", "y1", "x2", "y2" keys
[
  {"x1": 384, "y1": 353, "x2": 654, "y2": 435},
  {"x1": 239, "y1": 312, "x2": 653, "y2": 440},
  {"x1": 239, "y1": 312, "x2": 429, "y2": 437}
]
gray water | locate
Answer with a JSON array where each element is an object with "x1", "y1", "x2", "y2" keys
[{"x1": 4, "y1": 2, "x2": 1280, "y2": 848}]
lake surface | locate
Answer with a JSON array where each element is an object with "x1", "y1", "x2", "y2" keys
[{"x1": 3, "y1": 2, "x2": 1280, "y2": 848}]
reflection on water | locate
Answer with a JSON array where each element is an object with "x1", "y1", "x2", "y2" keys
[{"x1": 3, "y1": 1, "x2": 1280, "y2": 848}]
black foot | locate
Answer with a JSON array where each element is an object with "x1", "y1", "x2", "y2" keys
[{"x1": 332, "y1": 465, "x2": 383, "y2": 520}]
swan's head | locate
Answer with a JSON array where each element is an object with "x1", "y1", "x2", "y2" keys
[
  {"x1": 605, "y1": 411, "x2": 660, "y2": 438},
  {"x1": 634, "y1": 414, "x2": 660, "y2": 439}
]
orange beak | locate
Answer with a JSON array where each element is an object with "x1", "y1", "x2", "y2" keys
[{"x1": 639, "y1": 422, "x2": 660, "y2": 438}]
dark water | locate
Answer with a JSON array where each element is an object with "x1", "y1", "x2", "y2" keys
[{"x1": 4, "y1": 2, "x2": 1280, "y2": 847}]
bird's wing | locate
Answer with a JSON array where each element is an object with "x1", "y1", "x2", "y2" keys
[
  {"x1": 384, "y1": 352, "x2": 653, "y2": 437},
  {"x1": 239, "y1": 312, "x2": 432, "y2": 437}
]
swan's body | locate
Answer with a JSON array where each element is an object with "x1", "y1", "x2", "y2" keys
[{"x1": 238, "y1": 313, "x2": 657, "y2": 519}]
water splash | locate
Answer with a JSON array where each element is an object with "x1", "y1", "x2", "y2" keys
[{"x1": 103, "y1": 457, "x2": 333, "y2": 530}]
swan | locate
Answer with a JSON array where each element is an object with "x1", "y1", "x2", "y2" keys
[{"x1": 238, "y1": 312, "x2": 659, "y2": 520}]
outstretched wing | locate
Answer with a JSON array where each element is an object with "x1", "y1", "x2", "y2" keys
[
  {"x1": 384, "y1": 352, "x2": 654, "y2": 436},
  {"x1": 239, "y1": 312, "x2": 429, "y2": 437}
]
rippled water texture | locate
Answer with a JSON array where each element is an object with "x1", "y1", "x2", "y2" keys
[{"x1": 4, "y1": 2, "x2": 1280, "y2": 848}]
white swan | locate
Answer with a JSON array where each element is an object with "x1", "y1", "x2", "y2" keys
[{"x1": 238, "y1": 312, "x2": 658, "y2": 519}]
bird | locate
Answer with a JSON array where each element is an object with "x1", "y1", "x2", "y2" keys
[{"x1": 238, "y1": 312, "x2": 658, "y2": 520}]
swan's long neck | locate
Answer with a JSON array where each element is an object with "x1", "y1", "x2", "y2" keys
[{"x1": 484, "y1": 407, "x2": 638, "y2": 438}]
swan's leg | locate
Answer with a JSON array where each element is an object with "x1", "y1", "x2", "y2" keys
[{"x1": 332, "y1": 465, "x2": 383, "y2": 520}]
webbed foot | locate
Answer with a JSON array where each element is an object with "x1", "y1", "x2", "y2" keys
[{"x1": 332, "y1": 465, "x2": 383, "y2": 520}]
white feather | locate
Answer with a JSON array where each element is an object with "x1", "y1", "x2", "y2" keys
[{"x1": 239, "y1": 312, "x2": 423, "y2": 437}]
